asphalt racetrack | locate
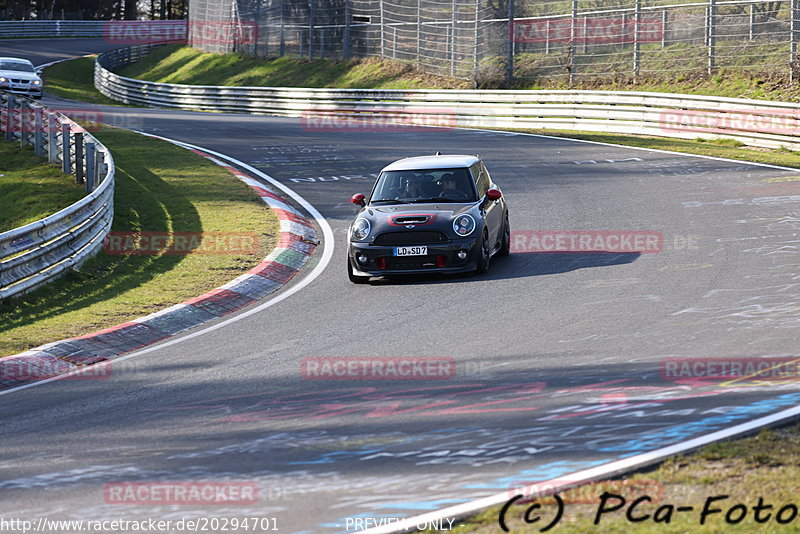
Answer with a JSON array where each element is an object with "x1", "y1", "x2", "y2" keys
[{"x1": 3, "y1": 38, "x2": 800, "y2": 534}]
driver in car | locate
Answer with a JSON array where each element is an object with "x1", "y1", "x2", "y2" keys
[
  {"x1": 439, "y1": 173, "x2": 463, "y2": 200},
  {"x1": 399, "y1": 174, "x2": 422, "y2": 198}
]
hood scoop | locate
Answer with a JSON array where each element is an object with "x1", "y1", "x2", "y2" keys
[{"x1": 392, "y1": 215, "x2": 432, "y2": 226}]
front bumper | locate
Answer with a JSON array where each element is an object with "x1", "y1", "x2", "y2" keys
[
  {"x1": 348, "y1": 238, "x2": 481, "y2": 276},
  {"x1": 1, "y1": 85, "x2": 43, "y2": 97}
]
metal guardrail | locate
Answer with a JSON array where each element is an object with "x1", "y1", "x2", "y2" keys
[
  {"x1": 95, "y1": 43, "x2": 800, "y2": 150},
  {"x1": 0, "y1": 20, "x2": 186, "y2": 39},
  {"x1": 0, "y1": 93, "x2": 115, "y2": 301}
]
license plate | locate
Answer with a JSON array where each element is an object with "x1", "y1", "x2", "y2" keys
[{"x1": 395, "y1": 246, "x2": 427, "y2": 256}]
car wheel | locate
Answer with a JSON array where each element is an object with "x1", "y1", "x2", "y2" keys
[
  {"x1": 498, "y1": 214, "x2": 510, "y2": 257},
  {"x1": 348, "y1": 257, "x2": 371, "y2": 284},
  {"x1": 475, "y1": 230, "x2": 491, "y2": 274}
]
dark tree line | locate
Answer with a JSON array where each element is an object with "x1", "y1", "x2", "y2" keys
[{"x1": 0, "y1": 0, "x2": 187, "y2": 20}]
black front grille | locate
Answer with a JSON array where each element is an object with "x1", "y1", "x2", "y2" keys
[
  {"x1": 386, "y1": 255, "x2": 440, "y2": 270},
  {"x1": 373, "y1": 231, "x2": 448, "y2": 246}
]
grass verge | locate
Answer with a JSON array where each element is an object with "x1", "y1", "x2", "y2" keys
[
  {"x1": 0, "y1": 140, "x2": 86, "y2": 232},
  {"x1": 42, "y1": 55, "x2": 122, "y2": 106},
  {"x1": 448, "y1": 423, "x2": 800, "y2": 533},
  {"x1": 0, "y1": 127, "x2": 279, "y2": 357}
]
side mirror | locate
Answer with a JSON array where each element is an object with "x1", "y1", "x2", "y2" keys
[
  {"x1": 351, "y1": 193, "x2": 366, "y2": 207},
  {"x1": 486, "y1": 188, "x2": 502, "y2": 201}
]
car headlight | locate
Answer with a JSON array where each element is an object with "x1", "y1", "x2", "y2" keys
[
  {"x1": 351, "y1": 218, "x2": 371, "y2": 240},
  {"x1": 32, "y1": 80, "x2": 41, "y2": 85},
  {"x1": 0, "y1": 77, "x2": 7, "y2": 83},
  {"x1": 453, "y1": 214, "x2": 476, "y2": 236}
]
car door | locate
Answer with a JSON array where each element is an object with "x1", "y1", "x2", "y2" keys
[{"x1": 475, "y1": 162, "x2": 503, "y2": 248}]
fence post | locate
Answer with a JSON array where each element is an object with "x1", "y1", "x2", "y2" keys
[
  {"x1": 344, "y1": 0, "x2": 351, "y2": 60},
  {"x1": 279, "y1": 0, "x2": 285, "y2": 56},
  {"x1": 308, "y1": 0, "x2": 315, "y2": 60},
  {"x1": 582, "y1": 16, "x2": 588, "y2": 54},
  {"x1": 74, "y1": 131, "x2": 84, "y2": 185},
  {"x1": 473, "y1": 0, "x2": 479, "y2": 87},
  {"x1": 380, "y1": 0, "x2": 385, "y2": 57},
  {"x1": 633, "y1": 0, "x2": 641, "y2": 81},
  {"x1": 34, "y1": 107, "x2": 43, "y2": 155},
  {"x1": 792, "y1": 0, "x2": 799, "y2": 81},
  {"x1": 61, "y1": 122, "x2": 71, "y2": 174},
  {"x1": 662, "y1": 9, "x2": 668, "y2": 47},
  {"x1": 749, "y1": 3, "x2": 755, "y2": 41},
  {"x1": 417, "y1": 0, "x2": 422, "y2": 64},
  {"x1": 48, "y1": 114, "x2": 58, "y2": 163},
  {"x1": 85, "y1": 141, "x2": 95, "y2": 192},
  {"x1": 451, "y1": 0, "x2": 456, "y2": 77},
  {"x1": 5, "y1": 95, "x2": 15, "y2": 142},
  {"x1": 707, "y1": 0, "x2": 716, "y2": 74},
  {"x1": 546, "y1": 19, "x2": 551, "y2": 54},
  {"x1": 505, "y1": 0, "x2": 515, "y2": 87},
  {"x1": 569, "y1": 0, "x2": 578, "y2": 83}
]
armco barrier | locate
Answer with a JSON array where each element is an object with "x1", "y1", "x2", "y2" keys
[
  {"x1": 0, "y1": 93, "x2": 114, "y2": 300},
  {"x1": 0, "y1": 20, "x2": 186, "y2": 40},
  {"x1": 95, "y1": 43, "x2": 800, "y2": 151}
]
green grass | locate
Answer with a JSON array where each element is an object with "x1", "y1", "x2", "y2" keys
[
  {"x1": 116, "y1": 44, "x2": 469, "y2": 89},
  {"x1": 0, "y1": 127, "x2": 278, "y2": 357},
  {"x1": 0, "y1": 140, "x2": 86, "y2": 232},
  {"x1": 446, "y1": 424, "x2": 800, "y2": 533},
  {"x1": 42, "y1": 56, "x2": 122, "y2": 105}
]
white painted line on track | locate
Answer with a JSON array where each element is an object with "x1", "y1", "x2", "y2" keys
[
  {"x1": 360, "y1": 402, "x2": 800, "y2": 533},
  {"x1": 0, "y1": 133, "x2": 334, "y2": 398}
]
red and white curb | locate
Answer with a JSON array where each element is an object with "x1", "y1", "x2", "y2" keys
[{"x1": 0, "y1": 141, "x2": 321, "y2": 389}]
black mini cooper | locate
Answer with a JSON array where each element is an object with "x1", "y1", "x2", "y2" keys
[{"x1": 347, "y1": 154, "x2": 510, "y2": 283}]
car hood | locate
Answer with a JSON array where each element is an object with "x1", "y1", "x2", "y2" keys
[
  {"x1": 0, "y1": 70, "x2": 41, "y2": 82},
  {"x1": 355, "y1": 202, "x2": 480, "y2": 241}
]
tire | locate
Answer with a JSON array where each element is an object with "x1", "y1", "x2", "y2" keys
[
  {"x1": 474, "y1": 230, "x2": 491, "y2": 274},
  {"x1": 348, "y1": 257, "x2": 371, "y2": 284},
  {"x1": 498, "y1": 214, "x2": 510, "y2": 257}
]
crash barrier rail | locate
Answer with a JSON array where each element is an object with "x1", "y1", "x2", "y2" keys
[
  {"x1": 96, "y1": 43, "x2": 800, "y2": 151},
  {"x1": 0, "y1": 92, "x2": 115, "y2": 300},
  {"x1": 0, "y1": 19, "x2": 186, "y2": 39}
]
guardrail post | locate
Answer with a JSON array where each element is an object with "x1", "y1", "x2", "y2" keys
[
  {"x1": 61, "y1": 122, "x2": 71, "y2": 174},
  {"x1": 33, "y1": 107, "x2": 44, "y2": 155},
  {"x1": 74, "y1": 131, "x2": 84, "y2": 184},
  {"x1": 48, "y1": 114, "x2": 58, "y2": 163},
  {"x1": 18, "y1": 100, "x2": 27, "y2": 148},
  {"x1": 505, "y1": 0, "x2": 515, "y2": 87},
  {"x1": 5, "y1": 95, "x2": 15, "y2": 142},
  {"x1": 707, "y1": 0, "x2": 716, "y2": 74},
  {"x1": 85, "y1": 141, "x2": 95, "y2": 192}
]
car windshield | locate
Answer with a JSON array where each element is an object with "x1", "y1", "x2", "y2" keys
[
  {"x1": 0, "y1": 61, "x2": 34, "y2": 73},
  {"x1": 371, "y1": 168, "x2": 476, "y2": 204}
]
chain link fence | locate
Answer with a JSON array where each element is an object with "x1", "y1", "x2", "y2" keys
[{"x1": 188, "y1": 0, "x2": 800, "y2": 85}]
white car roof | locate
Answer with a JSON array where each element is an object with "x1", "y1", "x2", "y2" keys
[
  {"x1": 0, "y1": 57, "x2": 35, "y2": 65},
  {"x1": 381, "y1": 154, "x2": 480, "y2": 172}
]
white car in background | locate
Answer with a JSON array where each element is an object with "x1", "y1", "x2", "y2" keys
[{"x1": 0, "y1": 57, "x2": 43, "y2": 99}]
